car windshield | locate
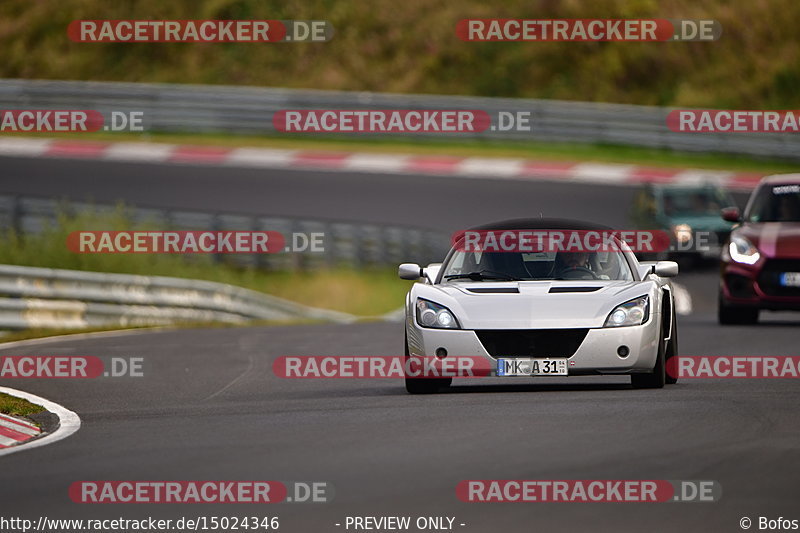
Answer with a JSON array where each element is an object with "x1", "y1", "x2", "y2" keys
[
  {"x1": 662, "y1": 188, "x2": 732, "y2": 217},
  {"x1": 746, "y1": 184, "x2": 800, "y2": 222},
  {"x1": 441, "y1": 249, "x2": 634, "y2": 282}
]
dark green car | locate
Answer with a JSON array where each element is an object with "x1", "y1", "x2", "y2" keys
[{"x1": 630, "y1": 183, "x2": 737, "y2": 263}]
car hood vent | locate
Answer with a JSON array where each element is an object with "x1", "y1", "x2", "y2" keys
[
  {"x1": 548, "y1": 286, "x2": 602, "y2": 293},
  {"x1": 465, "y1": 287, "x2": 520, "y2": 294}
]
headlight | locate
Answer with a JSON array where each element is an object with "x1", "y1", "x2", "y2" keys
[
  {"x1": 416, "y1": 298, "x2": 460, "y2": 329},
  {"x1": 729, "y1": 235, "x2": 760, "y2": 265},
  {"x1": 604, "y1": 296, "x2": 649, "y2": 327},
  {"x1": 672, "y1": 223, "x2": 693, "y2": 244}
]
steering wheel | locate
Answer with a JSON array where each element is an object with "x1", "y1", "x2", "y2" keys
[{"x1": 558, "y1": 266, "x2": 600, "y2": 280}]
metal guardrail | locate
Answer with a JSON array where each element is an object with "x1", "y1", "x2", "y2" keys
[
  {"x1": 0, "y1": 194, "x2": 450, "y2": 270},
  {"x1": 1, "y1": 79, "x2": 798, "y2": 159},
  {"x1": 0, "y1": 264, "x2": 357, "y2": 331}
]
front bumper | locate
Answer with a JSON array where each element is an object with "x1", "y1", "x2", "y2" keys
[
  {"x1": 721, "y1": 258, "x2": 800, "y2": 311},
  {"x1": 406, "y1": 316, "x2": 661, "y2": 375}
]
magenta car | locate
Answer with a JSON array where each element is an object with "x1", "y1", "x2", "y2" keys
[{"x1": 719, "y1": 174, "x2": 800, "y2": 324}]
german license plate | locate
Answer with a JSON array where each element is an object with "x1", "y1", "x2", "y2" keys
[
  {"x1": 780, "y1": 272, "x2": 800, "y2": 287},
  {"x1": 497, "y1": 358, "x2": 568, "y2": 376}
]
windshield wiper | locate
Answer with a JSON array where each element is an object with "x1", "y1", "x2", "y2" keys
[{"x1": 444, "y1": 270, "x2": 520, "y2": 281}]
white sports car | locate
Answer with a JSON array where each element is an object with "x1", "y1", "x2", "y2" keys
[{"x1": 398, "y1": 219, "x2": 680, "y2": 394}]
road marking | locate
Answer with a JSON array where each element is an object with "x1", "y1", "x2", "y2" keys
[
  {"x1": 458, "y1": 157, "x2": 525, "y2": 177},
  {"x1": 0, "y1": 414, "x2": 40, "y2": 436},
  {"x1": 0, "y1": 423, "x2": 38, "y2": 443},
  {"x1": 672, "y1": 282, "x2": 693, "y2": 315},
  {"x1": 0, "y1": 137, "x2": 52, "y2": 156},
  {"x1": 671, "y1": 169, "x2": 732, "y2": 186},
  {"x1": 226, "y1": 147, "x2": 298, "y2": 167},
  {"x1": 0, "y1": 387, "x2": 81, "y2": 457},
  {"x1": 345, "y1": 153, "x2": 409, "y2": 173},
  {"x1": 569, "y1": 163, "x2": 636, "y2": 184},
  {"x1": 105, "y1": 142, "x2": 174, "y2": 161},
  {"x1": 0, "y1": 137, "x2": 761, "y2": 190}
]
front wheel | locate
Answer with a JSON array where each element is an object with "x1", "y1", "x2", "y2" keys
[
  {"x1": 665, "y1": 307, "x2": 679, "y2": 385},
  {"x1": 631, "y1": 325, "x2": 666, "y2": 389},
  {"x1": 404, "y1": 334, "x2": 451, "y2": 394}
]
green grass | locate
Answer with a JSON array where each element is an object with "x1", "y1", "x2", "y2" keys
[
  {"x1": 0, "y1": 207, "x2": 413, "y2": 317},
  {"x1": 1, "y1": 0, "x2": 798, "y2": 109},
  {"x1": 0, "y1": 392, "x2": 45, "y2": 419},
  {"x1": 11, "y1": 130, "x2": 800, "y2": 174}
]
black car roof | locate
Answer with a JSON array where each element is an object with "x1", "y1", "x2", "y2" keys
[{"x1": 467, "y1": 218, "x2": 613, "y2": 232}]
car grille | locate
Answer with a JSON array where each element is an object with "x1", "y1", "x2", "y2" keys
[
  {"x1": 757, "y1": 259, "x2": 800, "y2": 297},
  {"x1": 475, "y1": 329, "x2": 589, "y2": 358}
]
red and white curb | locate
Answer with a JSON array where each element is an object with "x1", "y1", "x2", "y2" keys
[
  {"x1": 0, "y1": 386, "x2": 81, "y2": 457},
  {"x1": 0, "y1": 412, "x2": 40, "y2": 448},
  {"x1": 0, "y1": 137, "x2": 764, "y2": 190}
]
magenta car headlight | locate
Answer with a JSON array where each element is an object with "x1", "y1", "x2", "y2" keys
[{"x1": 729, "y1": 235, "x2": 761, "y2": 265}]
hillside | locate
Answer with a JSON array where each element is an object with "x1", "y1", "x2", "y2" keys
[{"x1": 1, "y1": 0, "x2": 798, "y2": 107}]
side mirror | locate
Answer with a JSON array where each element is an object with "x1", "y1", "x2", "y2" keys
[
  {"x1": 398, "y1": 263, "x2": 423, "y2": 280},
  {"x1": 721, "y1": 206, "x2": 741, "y2": 223},
  {"x1": 654, "y1": 261, "x2": 679, "y2": 278}
]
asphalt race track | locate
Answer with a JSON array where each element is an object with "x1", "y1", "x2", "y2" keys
[
  {"x1": 0, "y1": 155, "x2": 636, "y2": 230},
  {"x1": 1, "y1": 156, "x2": 799, "y2": 532}
]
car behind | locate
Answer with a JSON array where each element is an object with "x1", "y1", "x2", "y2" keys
[{"x1": 718, "y1": 174, "x2": 800, "y2": 324}]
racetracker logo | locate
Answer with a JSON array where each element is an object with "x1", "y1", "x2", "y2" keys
[
  {"x1": 274, "y1": 110, "x2": 494, "y2": 133},
  {"x1": 667, "y1": 110, "x2": 800, "y2": 133},
  {"x1": 0, "y1": 110, "x2": 144, "y2": 132},
  {"x1": 0, "y1": 356, "x2": 143, "y2": 378},
  {"x1": 273, "y1": 356, "x2": 492, "y2": 378},
  {"x1": 667, "y1": 356, "x2": 800, "y2": 378},
  {"x1": 65, "y1": 231, "x2": 320, "y2": 254},
  {"x1": 0, "y1": 110, "x2": 104, "y2": 132},
  {"x1": 69, "y1": 481, "x2": 286, "y2": 503},
  {"x1": 452, "y1": 230, "x2": 671, "y2": 253},
  {"x1": 457, "y1": 480, "x2": 721, "y2": 502},
  {"x1": 456, "y1": 19, "x2": 721, "y2": 42},
  {"x1": 68, "y1": 20, "x2": 333, "y2": 43}
]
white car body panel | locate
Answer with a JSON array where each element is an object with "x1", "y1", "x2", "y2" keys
[{"x1": 403, "y1": 249, "x2": 676, "y2": 377}]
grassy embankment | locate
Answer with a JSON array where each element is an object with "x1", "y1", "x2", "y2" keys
[
  {"x1": 0, "y1": 208, "x2": 414, "y2": 320},
  {"x1": 0, "y1": 393, "x2": 45, "y2": 419},
  {"x1": 1, "y1": 0, "x2": 798, "y2": 108}
]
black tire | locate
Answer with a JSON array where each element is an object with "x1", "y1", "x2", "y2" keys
[
  {"x1": 631, "y1": 324, "x2": 666, "y2": 389},
  {"x1": 665, "y1": 306, "x2": 679, "y2": 385},
  {"x1": 404, "y1": 333, "x2": 451, "y2": 394},
  {"x1": 718, "y1": 291, "x2": 759, "y2": 325}
]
